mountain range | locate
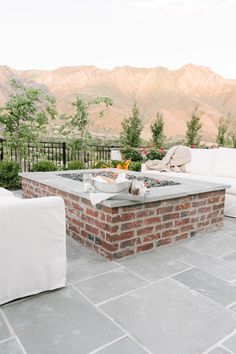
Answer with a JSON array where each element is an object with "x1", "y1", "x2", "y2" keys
[{"x1": 0, "y1": 64, "x2": 236, "y2": 141}]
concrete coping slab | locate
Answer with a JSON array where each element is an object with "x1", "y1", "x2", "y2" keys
[{"x1": 20, "y1": 168, "x2": 230, "y2": 208}]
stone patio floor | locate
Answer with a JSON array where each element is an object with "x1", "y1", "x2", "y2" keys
[{"x1": 0, "y1": 217, "x2": 236, "y2": 354}]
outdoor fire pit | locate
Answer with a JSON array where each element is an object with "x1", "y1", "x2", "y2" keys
[
  {"x1": 20, "y1": 168, "x2": 227, "y2": 260},
  {"x1": 58, "y1": 171, "x2": 180, "y2": 189}
]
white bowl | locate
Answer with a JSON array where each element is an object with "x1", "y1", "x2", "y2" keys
[{"x1": 94, "y1": 179, "x2": 131, "y2": 193}]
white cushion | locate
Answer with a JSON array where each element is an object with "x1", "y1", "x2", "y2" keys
[
  {"x1": 213, "y1": 147, "x2": 236, "y2": 178},
  {"x1": 0, "y1": 188, "x2": 14, "y2": 198},
  {"x1": 0, "y1": 196, "x2": 66, "y2": 305},
  {"x1": 185, "y1": 149, "x2": 218, "y2": 175},
  {"x1": 142, "y1": 170, "x2": 235, "y2": 195},
  {"x1": 0, "y1": 196, "x2": 18, "y2": 204},
  {"x1": 179, "y1": 174, "x2": 236, "y2": 195},
  {"x1": 224, "y1": 194, "x2": 236, "y2": 218}
]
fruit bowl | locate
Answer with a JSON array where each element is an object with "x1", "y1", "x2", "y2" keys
[{"x1": 94, "y1": 179, "x2": 131, "y2": 193}]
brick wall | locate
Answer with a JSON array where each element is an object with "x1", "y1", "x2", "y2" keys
[{"x1": 22, "y1": 177, "x2": 225, "y2": 260}]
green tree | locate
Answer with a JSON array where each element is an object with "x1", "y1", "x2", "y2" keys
[
  {"x1": 151, "y1": 112, "x2": 165, "y2": 148},
  {"x1": 0, "y1": 79, "x2": 57, "y2": 162},
  {"x1": 231, "y1": 134, "x2": 236, "y2": 148},
  {"x1": 61, "y1": 96, "x2": 112, "y2": 158},
  {"x1": 216, "y1": 114, "x2": 231, "y2": 147},
  {"x1": 185, "y1": 106, "x2": 202, "y2": 147},
  {"x1": 120, "y1": 103, "x2": 143, "y2": 148}
]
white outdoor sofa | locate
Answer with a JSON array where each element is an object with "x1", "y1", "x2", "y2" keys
[
  {"x1": 142, "y1": 147, "x2": 236, "y2": 218},
  {"x1": 0, "y1": 188, "x2": 67, "y2": 305}
]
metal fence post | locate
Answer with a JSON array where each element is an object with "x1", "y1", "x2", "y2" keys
[
  {"x1": 62, "y1": 142, "x2": 66, "y2": 167},
  {"x1": 0, "y1": 139, "x2": 3, "y2": 161}
]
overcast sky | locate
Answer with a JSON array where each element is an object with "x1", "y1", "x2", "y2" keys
[{"x1": 1, "y1": 0, "x2": 236, "y2": 78}]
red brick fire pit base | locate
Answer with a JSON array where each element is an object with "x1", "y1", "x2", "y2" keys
[{"x1": 22, "y1": 177, "x2": 225, "y2": 260}]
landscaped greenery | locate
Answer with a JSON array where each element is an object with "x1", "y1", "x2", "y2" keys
[
  {"x1": 128, "y1": 161, "x2": 142, "y2": 172},
  {"x1": 185, "y1": 106, "x2": 202, "y2": 147},
  {"x1": 0, "y1": 79, "x2": 57, "y2": 164},
  {"x1": 151, "y1": 112, "x2": 165, "y2": 149},
  {"x1": 120, "y1": 104, "x2": 143, "y2": 148},
  {"x1": 146, "y1": 148, "x2": 166, "y2": 160},
  {"x1": 231, "y1": 135, "x2": 236, "y2": 148},
  {"x1": 0, "y1": 160, "x2": 21, "y2": 189},
  {"x1": 1, "y1": 78, "x2": 236, "y2": 176},
  {"x1": 32, "y1": 160, "x2": 57, "y2": 172},
  {"x1": 217, "y1": 114, "x2": 231, "y2": 147},
  {"x1": 65, "y1": 160, "x2": 86, "y2": 170},
  {"x1": 216, "y1": 113, "x2": 236, "y2": 148},
  {"x1": 60, "y1": 96, "x2": 113, "y2": 159},
  {"x1": 121, "y1": 147, "x2": 143, "y2": 161},
  {"x1": 92, "y1": 160, "x2": 113, "y2": 168}
]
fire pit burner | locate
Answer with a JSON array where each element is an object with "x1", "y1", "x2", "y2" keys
[{"x1": 58, "y1": 171, "x2": 180, "y2": 189}]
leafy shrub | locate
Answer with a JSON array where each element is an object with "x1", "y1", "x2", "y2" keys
[
  {"x1": 111, "y1": 160, "x2": 123, "y2": 168},
  {"x1": 32, "y1": 160, "x2": 57, "y2": 172},
  {"x1": 91, "y1": 160, "x2": 127, "y2": 169},
  {"x1": 122, "y1": 148, "x2": 143, "y2": 161},
  {"x1": 128, "y1": 161, "x2": 142, "y2": 172},
  {"x1": 92, "y1": 160, "x2": 113, "y2": 168},
  {"x1": 0, "y1": 160, "x2": 21, "y2": 189},
  {"x1": 66, "y1": 160, "x2": 86, "y2": 170},
  {"x1": 146, "y1": 148, "x2": 166, "y2": 160}
]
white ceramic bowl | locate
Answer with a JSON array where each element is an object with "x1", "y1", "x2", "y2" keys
[{"x1": 94, "y1": 179, "x2": 131, "y2": 193}]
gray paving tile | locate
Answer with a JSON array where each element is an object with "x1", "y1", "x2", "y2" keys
[
  {"x1": 222, "y1": 218, "x2": 236, "y2": 236},
  {"x1": 66, "y1": 238, "x2": 120, "y2": 283},
  {"x1": 223, "y1": 251, "x2": 236, "y2": 262},
  {"x1": 96, "y1": 337, "x2": 148, "y2": 354},
  {"x1": 3, "y1": 286, "x2": 123, "y2": 354},
  {"x1": 160, "y1": 245, "x2": 236, "y2": 281},
  {"x1": 0, "y1": 339, "x2": 24, "y2": 354},
  {"x1": 224, "y1": 217, "x2": 236, "y2": 226},
  {"x1": 174, "y1": 268, "x2": 236, "y2": 306},
  {"x1": 66, "y1": 236, "x2": 81, "y2": 257},
  {"x1": 0, "y1": 312, "x2": 11, "y2": 341},
  {"x1": 208, "y1": 347, "x2": 231, "y2": 354},
  {"x1": 74, "y1": 268, "x2": 147, "y2": 304},
  {"x1": 100, "y1": 278, "x2": 236, "y2": 354},
  {"x1": 118, "y1": 250, "x2": 190, "y2": 282},
  {"x1": 184, "y1": 232, "x2": 236, "y2": 257},
  {"x1": 12, "y1": 190, "x2": 22, "y2": 198},
  {"x1": 228, "y1": 303, "x2": 236, "y2": 312},
  {"x1": 223, "y1": 333, "x2": 236, "y2": 352}
]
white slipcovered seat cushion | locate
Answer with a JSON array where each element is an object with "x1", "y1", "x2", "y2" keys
[
  {"x1": 225, "y1": 194, "x2": 236, "y2": 218},
  {"x1": 185, "y1": 148, "x2": 218, "y2": 175},
  {"x1": 213, "y1": 147, "x2": 236, "y2": 178},
  {"x1": 141, "y1": 149, "x2": 236, "y2": 217},
  {"x1": 0, "y1": 196, "x2": 66, "y2": 305},
  {"x1": 142, "y1": 170, "x2": 234, "y2": 194}
]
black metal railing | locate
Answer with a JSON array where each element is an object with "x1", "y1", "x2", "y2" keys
[{"x1": 0, "y1": 139, "x2": 117, "y2": 171}]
